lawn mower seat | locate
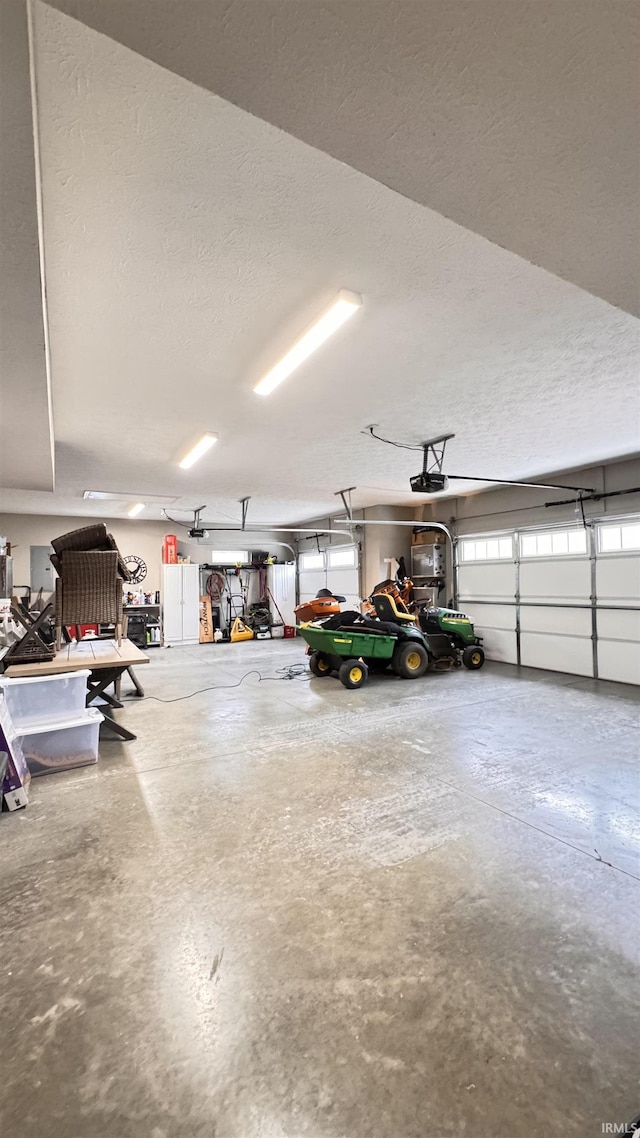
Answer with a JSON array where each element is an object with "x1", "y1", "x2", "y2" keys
[
  {"x1": 372, "y1": 592, "x2": 416, "y2": 625},
  {"x1": 316, "y1": 589, "x2": 346, "y2": 602},
  {"x1": 321, "y1": 612, "x2": 400, "y2": 637}
]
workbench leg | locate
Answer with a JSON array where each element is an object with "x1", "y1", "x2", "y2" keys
[
  {"x1": 87, "y1": 668, "x2": 137, "y2": 741},
  {"x1": 127, "y1": 667, "x2": 145, "y2": 697},
  {"x1": 100, "y1": 710, "x2": 137, "y2": 742}
]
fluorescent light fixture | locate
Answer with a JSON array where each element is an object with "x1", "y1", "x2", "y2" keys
[
  {"x1": 127, "y1": 503, "x2": 145, "y2": 518},
  {"x1": 83, "y1": 491, "x2": 178, "y2": 505},
  {"x1": 179, "y1": 433, "x2": 217, "y2": 469},
  {"x1": 253, "y1": 289, "x2": 362, "y2": 396}
]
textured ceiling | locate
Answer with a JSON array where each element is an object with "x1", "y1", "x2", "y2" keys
[
  {"x1": 0, "y1": 1, "x2": 636, "y2": 526},
  {"x1": 45, "y1": 0, "x2": 640, "y2": 316},
  {"x1": 0, "y1": 0, "x2": 54, "y2": 490}
]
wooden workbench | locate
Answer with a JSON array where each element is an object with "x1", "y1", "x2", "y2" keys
[{"x1": 5, "y1": 638, "x2": 149, "y2": 741}]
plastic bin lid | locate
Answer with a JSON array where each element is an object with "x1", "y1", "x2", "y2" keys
[
  {"x1": 13, "y1": 707, "x2": 104, "y2": 736},
  {"x1": 0, "y1": 670, "x2": 91, "y2": 687}
]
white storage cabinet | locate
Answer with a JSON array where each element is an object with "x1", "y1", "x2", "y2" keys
[{"x1": 161, "y1": 564, "x2": 200, "y2": 647}]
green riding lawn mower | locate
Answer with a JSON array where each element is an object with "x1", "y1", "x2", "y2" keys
[{"x1": 297, "y1": 586, "x2": 484, "y2": 690}]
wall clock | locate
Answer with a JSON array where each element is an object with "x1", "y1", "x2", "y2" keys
[{"x1": 124, "y1": 555, "x2": 147, "y2": 583}]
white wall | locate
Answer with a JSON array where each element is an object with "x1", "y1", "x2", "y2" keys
[
  {"x1": 360, "y1": 505, "x2": 414, "y2": 594},
  {"x1": 424, "y1": 455, "x2": 640, "y2": 536},
  {"x1": 0, "y1": 513, "x2": 288, "y2": 596}
]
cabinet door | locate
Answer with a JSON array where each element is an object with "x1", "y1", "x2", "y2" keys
[
  {"x1": 180, "y1": 564, "x2": 200, "y2": 641},
  {"x1": 162, "y1": 565, "x2": 183, "y2": 643}
]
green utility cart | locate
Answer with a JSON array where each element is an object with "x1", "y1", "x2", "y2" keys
[{"x1": 298, "y1": 623, "x2": 431, "y2": 689}]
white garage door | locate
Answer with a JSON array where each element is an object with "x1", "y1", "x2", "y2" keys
[
  {"x1": 298, "y1": 545, "x2": 361, "y2": 613},
  {"x1": 596, "y1": 520, "x2": 640, "y2": 685},
  {"x1": 519, "y1": 526, "x2": 592, "y2": 676},
  {"x1": 456, "y1": 518, "x2": 640, "y2": 684},
  {"x1": 457, "y1": 535, "x2": 517, "y2": 663}
]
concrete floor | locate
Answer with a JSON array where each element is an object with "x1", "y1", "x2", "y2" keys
[{"x1": 1, "y1": 640, "x2": 639, "y2": 1138}]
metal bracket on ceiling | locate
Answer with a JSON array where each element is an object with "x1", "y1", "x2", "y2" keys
[
  {"x1": 421, "y1": 434, "x2": 455, "y2": 476},
  {"x1": 335, "y1": 486, "x2": 356, "y2": 524},
  {"x1": 240, "y1": 497, "x2": 250, "y2": 531}
]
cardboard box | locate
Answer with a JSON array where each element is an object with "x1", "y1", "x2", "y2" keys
[
  {"x1": 412, "y1": 529, "x2": 443, "y2": 546},
  {"x1": 0, "y1": 699, "x2": 30, "y2": 810},
  {"x1": 199, "y1": 595, "x2": 214, "y2": 643}
]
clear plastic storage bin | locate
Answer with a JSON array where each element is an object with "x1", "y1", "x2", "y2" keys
[
  {"x1": 0, "y1": 671, "x2": 90, "y2": 729},
  {"x1": 16, "y1": 708, "x2": 103, "y2": 776}
]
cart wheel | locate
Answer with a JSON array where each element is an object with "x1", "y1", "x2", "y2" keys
[
  {"x1": 367, "y1": 658, "x2": 390, "y2": 673},
  {"x1": 309, "y1": 651, "x2": 333, "y2": 677},
  {"x1": 339, "y1": 658, "x2": 368, "y2": 689},
  {"x1": 393, "y1": 641, "x2": 429, "y2": 679},
  {"x1": 462, "y1": 645, "x2": 485, "y2": 670}
]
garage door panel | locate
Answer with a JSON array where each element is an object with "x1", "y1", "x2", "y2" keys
[
  {"x1": 597, "y1": 556, "x2": 640, "y2": 604},
  {"x1": 520, "y1": 558, "x2": 590, "y2": 601},
  {"x1": 458, "y1": 562, "x2": 516, "y2": 600},
  {"x1": 598, "y1": 640, "x2": 640, "y2": 685},
  {"x1": 478, "y1": 628, "x2": 518, "y2": 664},
  {"x1": 520, "y1": 631, "x2": 592, "y2": 676},
  {"x1": 298, "y1": 569, "x2": 327, "y2": 599},
  {"x1": 460, "y1": 603, "x2": 516, "y2": 632},
  {"x1": 597, "y1": 609, "x2": 640, "y2": 642},
  {"x1": 327, "y1": 568, "x2": 360, "y2": 600},
  {"x1": 520, "y1": 606, "x2": 591, "y2": 637}
]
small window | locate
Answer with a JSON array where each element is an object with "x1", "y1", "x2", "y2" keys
[
  {"x1": 599, "y1": 521, "x2": 640, "y2": 553},
  {"x1": 300, "y1": 551, "x2": 324, "y2": 571},
  {"x1": 622, "y1": 524, "x2": 640, "y2": 550},
  {"x1": 567, "y1": 530, "x2": 586, "y2": 553},
  {"x1": 459, "y1": 535, "x2": 513, "y2": 562},
  {"x1": 328, "y1": 546, "x2": 357, "y2": 569},
  {"x1": 520, "y1": 528, "x2": 587, "y2": 558},
  {"x1": 211, "y1": 549, "x2": 248, "y2": 564}
]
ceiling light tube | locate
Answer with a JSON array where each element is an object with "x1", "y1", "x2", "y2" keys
[
  {"x1": 128, "y1": 503, "x2": 145, "y2": 517},
  {"x1": 253, "y1": 289, "x2": 362, "y2": 396},
  {"x1": 179, "y1": 433, "x2": 217, "y2": 469}
]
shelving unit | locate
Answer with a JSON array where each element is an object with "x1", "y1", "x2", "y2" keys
[
  {"x1": 411, "y1": 530, "x2": 447, "y2": 608},
  {"x1": 99, "y1": 604, "x2": 162, "y2": 648},
  {"x1": 124, "y1": 604, "x2": 162, "y2": 648}
]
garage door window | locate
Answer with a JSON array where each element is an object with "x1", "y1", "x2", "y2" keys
[
  {"x1": 520, "y1": 528, "x2": 587, "y2": 557},
  {"x1": 460, "y1": 537, "x2": 512, "y2": 561},
  {"x1": 598, "y1": 521, "x2": 640, "y2": 553},
  {"x1": 327, "y1": 547, "x2": 357, "y2": 568},
  {"x1": 299, "y1": 551, "x2": 324, "y2": 571},
  {"x1": 211, "y1": 549, "x2": 248, "y2": 563}
]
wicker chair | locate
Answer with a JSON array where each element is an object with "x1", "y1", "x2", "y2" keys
[
  {"x1": 51, "y1": 523, "x2": 130, "y2": 581},
  {"x1": 50, "y1": 526, "x2": 131, "y2": 650}
]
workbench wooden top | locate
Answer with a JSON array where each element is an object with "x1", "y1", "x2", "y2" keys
[{"x1": 4, "y1": 638, "x2": 150, "y2": 677}]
